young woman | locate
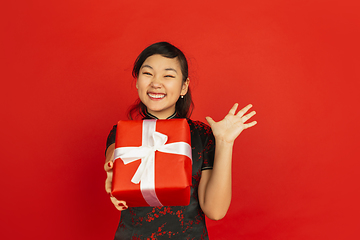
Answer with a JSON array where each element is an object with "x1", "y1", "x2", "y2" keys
[{"x1": 104, "y1": 42, "x2": 257, "y2": 239}]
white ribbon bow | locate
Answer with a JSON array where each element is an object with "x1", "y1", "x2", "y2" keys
[{"x1": 113, "y1": 119, "x2": 192, "y2": 206}]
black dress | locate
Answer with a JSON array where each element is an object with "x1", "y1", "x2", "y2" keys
[{"x1": 106, "y1": 113, "x2": 215, "y2": 240}]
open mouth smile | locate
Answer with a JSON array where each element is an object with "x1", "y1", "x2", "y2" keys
[{"x1": 148, "y1": 93, "x2": 166, "y2": 99}]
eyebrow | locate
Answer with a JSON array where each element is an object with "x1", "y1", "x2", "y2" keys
[
  {"x1": 141, "y1": 65, "x2": 153, "y2": 69},
  {"x1": 141, "y1": 65, "x2": 177, "y2": 73},
  {"x1": 165, "y1": 68, "x2": 177, "y2": 73}
]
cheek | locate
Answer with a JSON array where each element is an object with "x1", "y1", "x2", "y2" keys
[
  {"x1": 136, "y1": 79, "x2": 146, "y2": 91},
  {"x1": 167, "y1": 81, "x2": 183, "y2": 93}
]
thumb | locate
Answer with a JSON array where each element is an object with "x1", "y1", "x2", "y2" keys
[
  {"x1": 104, "y1": 160, "x2": 113, "y2": 172},
  {"x1": 205, "y1": 116, "x2": 215, "y2": 127}
]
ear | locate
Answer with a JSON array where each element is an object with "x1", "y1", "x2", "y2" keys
[
  {"x1": 180, "y1": 78, "x2": 190, "y2": 96},
  {"x1": 136, "y1": 80, "x2": 138, "y2": 89}
]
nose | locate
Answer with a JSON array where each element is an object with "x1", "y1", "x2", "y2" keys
[{"x1": 150, "y1": 75, "x2": 162, "y2": 88}]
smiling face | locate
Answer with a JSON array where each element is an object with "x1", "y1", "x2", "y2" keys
[{"x1": 136, "y1": 54, "x2": 189, "y2": 119}]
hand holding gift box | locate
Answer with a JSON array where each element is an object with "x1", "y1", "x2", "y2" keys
[{"x1": 111, "y1": 118, "x2": 192, "y2": 207}]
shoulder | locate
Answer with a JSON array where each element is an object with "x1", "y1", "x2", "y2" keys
[
  {"x1": 107, "y1": 124, "x2": 117, "y2": 138},
  {"x1": 186, "y1": 118, "x2": 213, "y2": 135},
  {"x1": 187, "y1": 118, "x2": 211, "y2": 130},
  {"x1": 106, "y1": 124, "x2": 118, "y2": 145},
  {"x1": 110, "y1": 124, "x2": 117, "y2": 131},
  {"x1": 105, "y1": 124, "x2": 117, "y2": 154}
]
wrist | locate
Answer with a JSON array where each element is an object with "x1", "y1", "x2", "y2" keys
[{"x1": 215, "y1": 138, "x2": 234, "y2": 147}]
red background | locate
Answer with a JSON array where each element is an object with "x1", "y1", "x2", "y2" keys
[{"x1": 1, "y1": 0, "x2": 360, "y2": 239}]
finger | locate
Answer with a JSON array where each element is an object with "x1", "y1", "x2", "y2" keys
[
  {"x1": 244, "y1": 121, "x2": 257, "y2": 129},
  {"x1": 236, "y1": 104, "x2": 253, "y2": 117},
  {"x1": 104, "y1": 161, "x2": 113, "y2": 172},
  {"x1": 118, "y1": 200, "x2": 128, "y2": 209},
  {"x1": 205, "y1": 116, "x2": 215, "y2": 127},
  {"x1": 241, "y1": 111, "x2": 256, "y2": 123},
  {"x1": 228, "y1": 103, "x2": 239, "y2": 115},
  {"x1": 112, "y1": 200, "x2": 128, "y2": 211},
  {"x1": 110, "y1": 197, "x2": 128, "y2": 211}
]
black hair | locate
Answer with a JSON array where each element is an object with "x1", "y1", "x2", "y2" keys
[{"x1": 128, "y1": 42, "x2": 194, "y2": 119}]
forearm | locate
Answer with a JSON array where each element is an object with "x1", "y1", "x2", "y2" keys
[
  {"x1": 201, "y1": 140, "x2": 234, "y2": 220},
  {"x1": 105, "y1": 143, "x2": 115, "y2": 163},
  {"x1": 104, "y1": 144, "x2": 115, "y2": 194}
]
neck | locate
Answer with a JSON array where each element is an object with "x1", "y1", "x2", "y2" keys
[{"x1": 145, "y1": 110, "x2": 177, "y2": 119}]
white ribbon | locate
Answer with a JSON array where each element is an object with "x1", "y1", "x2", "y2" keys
[{"x1": 113, "y1": 119, "x2": 192, "y2": 206}]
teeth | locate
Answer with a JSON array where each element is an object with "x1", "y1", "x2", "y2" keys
[{"x1": 148, "y1": 93, "x2": 165, "y2": 99}]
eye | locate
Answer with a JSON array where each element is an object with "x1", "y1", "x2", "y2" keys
[
  {"x1": 142, "y1": 72, "x2": 152, "y2": 76},
  {"x1": 164, "y1": 75, "x2": 175, "y2": 78}
]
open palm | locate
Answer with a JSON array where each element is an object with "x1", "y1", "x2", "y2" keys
[{"x1": 206, "y1": 103, "x2": 257, "y2": 143}]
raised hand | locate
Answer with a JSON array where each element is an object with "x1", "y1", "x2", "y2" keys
[{"x1": 205, "y1": 103, "x2": 257, "y2": 144}]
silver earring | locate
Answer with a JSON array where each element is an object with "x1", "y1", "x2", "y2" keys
[{"x1": 181, "y1": 95, "x2": 184, "y2": 99}]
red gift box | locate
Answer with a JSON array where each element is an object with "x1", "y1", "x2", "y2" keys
[{"x1": 111, "y1": 118, "x2": 192, "y2": 207}]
